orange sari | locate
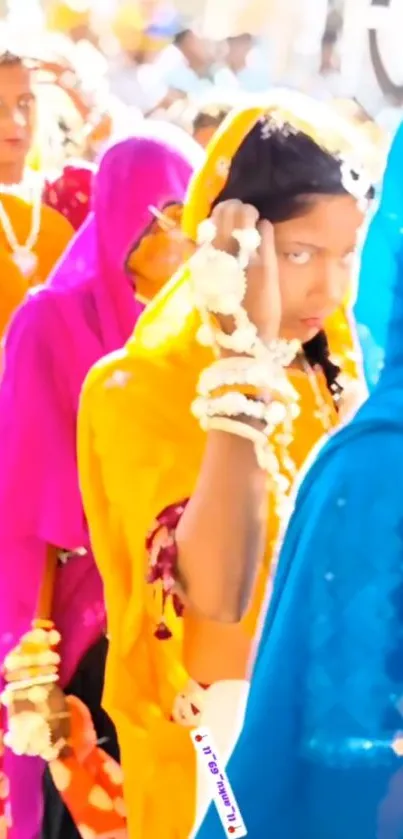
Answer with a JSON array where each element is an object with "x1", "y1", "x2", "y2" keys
[
  {"x1": 78, "y1": 93, "x2": 372, "y2": 839},
  {"x1": 0, "y1": 194, "x2": 73, "y2": 338}
]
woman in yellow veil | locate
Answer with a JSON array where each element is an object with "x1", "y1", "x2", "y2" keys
[{"x1": 78, "y1": 91, "x2": 378, "y2": 839}]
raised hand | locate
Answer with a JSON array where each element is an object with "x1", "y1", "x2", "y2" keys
[{"x1": 209, "y1": 199, "x2": 281, "y2": 347}]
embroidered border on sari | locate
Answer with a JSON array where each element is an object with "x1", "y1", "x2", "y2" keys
[{"x1": 145, "y1": 500, "x2": 189, "y2": 639}]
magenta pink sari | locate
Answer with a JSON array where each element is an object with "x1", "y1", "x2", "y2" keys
[{"x1": 0, "y1": 123, "x2": 202, "y2": 839}]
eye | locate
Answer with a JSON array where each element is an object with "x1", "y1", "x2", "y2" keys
[
  {"x1": 285, "y1": 251, "x2": 312, "y2": 265},
  {"x1": 341, "y1": 250, "x2": 356, "y2": 268},
  {"x1": 18, "y1": 96, "x2": 33, "y2": 111}
]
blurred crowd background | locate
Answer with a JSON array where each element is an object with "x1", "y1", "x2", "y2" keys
[{"x1": 1, "y1": 0, "x2": 401, "y2": 169}]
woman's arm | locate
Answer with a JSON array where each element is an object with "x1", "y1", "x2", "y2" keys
[
  {"x1": 175, "y1": 201, "x2": 282, "y2": 623},
  {"x1": 176, "y1": 431, "x2": 267, "y2": 623},
  {"x1": 78, "y1": 203, "x2": 281, "y2": 631}
]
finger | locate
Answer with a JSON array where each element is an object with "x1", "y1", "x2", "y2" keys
[
  {"x1": 255, "y1": 219, "x2": 277, "y2": 272},
  {"x1": 232, "y1": 204, "x2": 260, "y2": 265},
  {"x1": 221, "y1": 202, "x2": 259, "y2": 241},
  {"x1": 211, "y1": 201, "x2": 259, "y2": 254},
  {"x1": 210, "y1": 200, "x2": 242, "y2": 252},
  {"x1": 233, "y1": 203, "x2": 260, "y2": 231}
]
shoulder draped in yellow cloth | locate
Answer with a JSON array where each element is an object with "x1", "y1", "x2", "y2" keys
[
  {"x1": 78, "y1": 92, "x2": 373, "y2": 839},
  {"x1": 0, "y1": 194, "x2": 73, "y2": 337}
]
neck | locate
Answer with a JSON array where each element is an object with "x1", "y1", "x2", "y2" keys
[
  {"x1": 0, "y1": 160, "x2": 25, "y2": 187},
  {"x1": 135, "y1": 291, "x2": 150, "y2": 305},
  {"x1": 193, "y1": 62, "x2": 209, "y2": 79}
]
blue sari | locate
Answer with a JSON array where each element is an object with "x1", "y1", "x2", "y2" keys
[{"x1": 197, "y1": 125, "x2": 403, "y2": 839}]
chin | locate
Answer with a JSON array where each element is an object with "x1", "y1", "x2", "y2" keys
[
  {"x1": 280, "y1": 323, "x2": 321, "y2": 345},
  {"x1": 0, "y1": 147, "x2": 27, "y2": 166},
  {"x1": 300, "y1": 326, "x2": 322, "y2": 345}
]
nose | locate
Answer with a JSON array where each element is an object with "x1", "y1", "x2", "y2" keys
[
  {"x1": 309, "y1": 259, "x2": 347, "y2": 310},
  {"x1": 11, "y1": 109, "x2": 27, "y2": 129},
  {"x1": 2, "y1": 107, "x2": 27, "y2": 134}
]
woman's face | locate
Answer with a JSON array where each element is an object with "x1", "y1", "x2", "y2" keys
[
  {"x1": 275, "y1": 195, "x2": 364, "y2": 343},
  {"x1": 0, "y1": 62, "x2": 36, "y2": 168},
  {"x1": 127, "y1": 203, "x2": 195, "y2": 301}
]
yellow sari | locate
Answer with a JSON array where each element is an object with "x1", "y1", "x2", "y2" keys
[{"x1": 78, "y1": 94, "x2": 372, "y2": 839}]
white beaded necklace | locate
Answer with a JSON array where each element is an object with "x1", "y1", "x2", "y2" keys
[{"x1": 0, "y1": 174, "x2": 43, "y2": 277}]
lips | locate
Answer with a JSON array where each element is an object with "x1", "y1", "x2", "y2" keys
[{"x1": 300, "y1": 316, "x2": 325, "y2": 328}]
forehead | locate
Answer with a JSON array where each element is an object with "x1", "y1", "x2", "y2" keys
[
  {"x1": 274, "y1": 195, "x2": 365, "y2": 248},
  {"x1": 0, "y1": 62, "x2": 32, "y2": 95}
]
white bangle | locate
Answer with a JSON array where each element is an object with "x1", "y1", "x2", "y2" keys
[
  {"x1": 4, "y1": 650, "x2": 60, "y2": 671},
  {"x1": 1, "y1": 673, "x2": 58, "y2": 704},
  {"x1": 206, "y1": 415, "x2": 266, "y2": 445},
  {"x1": 4, "y1": 710, "x2": 65, "y2": 761},
  {"x1": 192, "y1": 392, "x2": 289, "y2": 429},
  {"x1": 197, "y1": 355, "x2": 298, "y2": 403}
]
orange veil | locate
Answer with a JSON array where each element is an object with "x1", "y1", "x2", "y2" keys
[{"x1": 78, "y1": 91, "x2": 378, "y2": 839}]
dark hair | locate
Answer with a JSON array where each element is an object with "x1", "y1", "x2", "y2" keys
[
  {"x1": 213, "y1": 118, "x2": 373, "y2": 404},
  {"x1": 173, "y1": 29, "x2": 192, "y2": 47},
  {"x1": 0, "y1": 50, "x2": 38, "y2": 71},
  {"x1": 193, "y1": 103, "x2": 232, "y2": 135},
  {"x1": 0, "y1": 51, "x2": 23, "y2": 67}
]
